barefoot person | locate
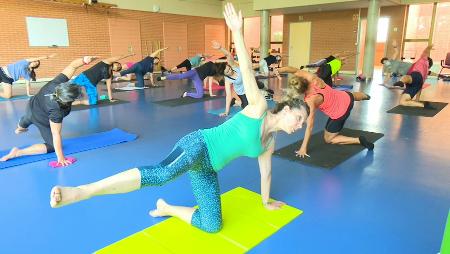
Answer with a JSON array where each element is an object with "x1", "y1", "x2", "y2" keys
[
  {"x1": 0, "y1": 56, "x2": 97, "y2": 166},
  {"x1": 49, "y1": 3, "x2": 309, "y2": 233},
  {"x1": 0, "y1": 54, "x2": 56, "y2": 98}
]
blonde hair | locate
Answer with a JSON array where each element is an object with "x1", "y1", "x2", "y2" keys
[{"x1": 288, "y1": 76, "x2": 309, "y2": 94}]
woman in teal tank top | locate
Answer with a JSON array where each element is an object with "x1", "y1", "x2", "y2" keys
[{"x1": 49, "y1": 3, "x2": 308, "y2": 234}]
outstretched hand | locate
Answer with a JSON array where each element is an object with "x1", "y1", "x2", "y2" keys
[
  {"x1": 223, "y1": 2, "x2": 243, "y2": 32},
  {"x1": 211, "y1": 40, "x2": 222, "y2": 50}
]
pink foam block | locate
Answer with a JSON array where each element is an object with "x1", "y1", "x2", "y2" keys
[{"x1": 49, "y1": 157, "x2": 77, "y2": 168}]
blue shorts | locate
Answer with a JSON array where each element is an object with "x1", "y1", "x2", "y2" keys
[{"x1": 73, "y1": 73, "x2": 98, "y2": 105}]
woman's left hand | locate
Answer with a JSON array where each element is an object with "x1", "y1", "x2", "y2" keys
[
  {"x1": 223, "y1": 3, "x2": 243, "y2": 32},
  {"x1": 264, "y1": 200, "x2": 286, "y2": 210}
]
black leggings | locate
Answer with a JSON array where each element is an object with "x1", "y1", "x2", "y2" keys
[
  {"x1": 18, "y1": 105, "x2": 54, "y2": 153},
  {"x1": 120, "y1": 63, "x2": 146, "y2": 87},
  {"x1": 176, "y1": 59, "x2": 192, "y2": 71},
  {"x1": 317, "y1": 64, "x2": 333, "y2": 87}
]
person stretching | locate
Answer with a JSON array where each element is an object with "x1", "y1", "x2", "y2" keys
[
  {"x1": 0, "y1": 54, "x2": 56, "y2": 98},
  {"x1": 0, "y1": 56, "x2": 97, "y2": 166},
  {"x1": 48, "y1": 3, "x2": 309, "y2": 233}
]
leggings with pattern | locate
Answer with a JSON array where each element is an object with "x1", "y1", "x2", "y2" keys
[{"x1": 138, "y1": 131, "x2": 222, "y2": 233}]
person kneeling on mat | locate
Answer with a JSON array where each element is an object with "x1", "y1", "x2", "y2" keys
[
  {"x1": 0, "y1": 56, "x2": 97, "y2": 167},
  {"x1": 119, "y1": 47, "x2": 168, "y2": 88},
  {"x1": 0, "y1": 54, "x2": 56, "y2": 98},
  {"x1": 380, "y1": 40, "x2": 412, "y2": 86},
  {"x1": 49, "y1": 3, "x2": 309, "y2": 233},
  {"x1": 395, "y1": 44, "x2": 434, "y2": 108},
  {"x1": 72, "y1": 53, "x2": 134, "y2": 105},
  {"x1": 314, "y1": 52, "x2": 356, "y2": 87},
  {"x1": 278, "y1": 66, "x2": 373, "y2": 157},
  {"x1": 158, "y1": 61, "x2": 227, "y2": 99}
]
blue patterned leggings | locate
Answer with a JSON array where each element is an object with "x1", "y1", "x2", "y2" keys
[{"x1": 138, "y1": 131, "x2": 222, "y2": 233}]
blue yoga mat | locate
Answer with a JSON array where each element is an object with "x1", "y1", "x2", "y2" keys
[
  {"x1": 333, "y1": 85, "x2": 353, "y2": 91},
  {"x1": 0, "y1": 128, "x2": 137, "y2": 169},
  {"x1": 0, "y1": 95, "x2": 30, "y2": 102},
  {"x1": 208, "y1": 100, "x2": 276, "y2": 117}
]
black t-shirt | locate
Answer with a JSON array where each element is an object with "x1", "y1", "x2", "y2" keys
[
  {"x1": 264, "y1": 55, "x2": 278, "y2": 66},
  {"x1": 29, "y1": 73, "x2": 72, "y2": 125},
  {"x1": 195, "y1": 61, "x2": 217, "y2": 80},
  {"x1": 138, "y1": 56, "x2": 155, "y2": 73},
  {"x1": 83, "y1": 61, "x2": 112, "y2": 85}
]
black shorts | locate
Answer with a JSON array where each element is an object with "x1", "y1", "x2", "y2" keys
[
  {"x1": 238, "y1": 94, "x2": 248, "y2": 109},
  {"x1": 403, "y1": 72, "x2": 423, "y2": 98},
  {"x1": 317, "y1": 64, "x2": 333, "y2": 86},
  {"x1": 325, "y1": 92, "x2": 354, "y2": 133},
  {"x1": 176, "y1": 59, "x2": 192, "y2": 71},
  {"x1": 0, "y1": 67, "x2": 14, "y2": 85}
]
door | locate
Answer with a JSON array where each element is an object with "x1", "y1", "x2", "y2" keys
[
  {"x1": 163, "y1": 22, "x2": 188, "y2": 68},
  {"x1": 204, "y1": 24, "x2": 226, "y2": 57},
  {"x1": 288, "y1": 22, "x2": 311, "y2": 68},
  {"x1": 108, "y1": 18, "x2": 142, "y2": 63}
]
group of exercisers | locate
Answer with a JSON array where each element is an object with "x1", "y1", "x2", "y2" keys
[{"x1": 0, "y1": 2, "x2": 434, "y2": 235}]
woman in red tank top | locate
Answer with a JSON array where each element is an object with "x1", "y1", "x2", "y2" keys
[{"x1": 276, "y1": 66, "x2": 374, "y2": 158}]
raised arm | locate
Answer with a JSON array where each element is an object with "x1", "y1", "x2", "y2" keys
[
  {"x1": 26, "y1": 53, "x2": 56, "y2": 62},
  {"x1": 212, "y1": 41, "x2": 238, "y2": 67},
  {"x1": 276, "y1": 66, "x2": 301, "y2": 74},
  {"x1": 224, "y1": 3, "x2": 265, "y2": 112},
  {"x1": 103, "y1": 53, "x2": 135, "y2": 64},
  {"x1": 420, "y1": 44, "x2": 433, "y2": 59},
  {"x1": 150, "y1": 47, "x2": 168, "y2": 57}
]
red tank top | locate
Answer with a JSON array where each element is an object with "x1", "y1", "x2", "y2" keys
[{"x1": 305, "y1": 84, "x2": 351, "y2": 119}]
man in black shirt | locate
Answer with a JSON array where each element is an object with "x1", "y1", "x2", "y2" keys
[
  {"x1": 72, "y1": 53, "x2": 134, "y2": 105},
  {"x1": 0, "y1": 56, "x2": 96, "y2": 167}
]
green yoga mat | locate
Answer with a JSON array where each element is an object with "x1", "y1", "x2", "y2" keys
[
  {"x1": 441, "y1": 210, "x2": 450, "y2": 254},
  {"x1": 274, "y1": 128, "x2": 384, "y2": 169},
  {"x1": 96, "y1": 187, "x2": 302, "y2": 254},
  {"x1": 71, "y1": 99, "x2": 129, "y2": 111},
  {"x1": 387, "y1": 102, "x2": 447, "y2": 117},
  {"x1": 153, "y1": 95, "x2": 223, "y2": 107}
]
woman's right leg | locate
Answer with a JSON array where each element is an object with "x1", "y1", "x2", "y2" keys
[
  {"x1": 0, "y1": 83, "x2": 12, "y2": 99},
  {"x1": 50, "y1": 132, "x2": 203, "y2": 208}
]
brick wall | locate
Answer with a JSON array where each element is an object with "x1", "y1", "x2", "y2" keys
[
  {"x1": 283, "y1": 9, "x2": 360, "y2": 71},
  {"x1": 283, "y1": 5, "x2": 407, "y2": 72},
  {"x1": 0, "y1": 0, "x2": 225, "y2": 78}
]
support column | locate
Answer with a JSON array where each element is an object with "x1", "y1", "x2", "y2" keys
[
  {"x1": 362, "y1": 0, "x2": 380, "y2": 79},
  {"x1": 260, "y1": 9, "x2": 270, "y2": 71}
]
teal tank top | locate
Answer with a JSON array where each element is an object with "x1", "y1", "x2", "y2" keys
[{"x1": 201, "y1": 112, "x2": 266, "y2": 172}]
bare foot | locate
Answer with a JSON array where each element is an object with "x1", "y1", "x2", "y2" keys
[
  {"x1": 15, "y1": 125, "x2": 28, "y2": 134},
  {"x1": 50, "y1": 186, "x2": 87, "y2": 208},
  {"x1": 149, "y1": 198, "x2": 170, "y2": 217},
  {"x1": 0, "y1": 147, "x2": 19, "y2": 162}
]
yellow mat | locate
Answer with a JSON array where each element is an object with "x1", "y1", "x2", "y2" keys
[{"x1": 96, "y1": 187, "x2": 303, "y2": 254}]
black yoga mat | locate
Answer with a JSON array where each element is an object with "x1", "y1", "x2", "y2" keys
[
  {"x1": 387, "y1": 102, "x2": 447, "y2": 117},
  {"x1": 71, "y1": 99, "x2": 129, "y2": 111},
  {"x1": 153, "y1": 95, "x2": 223, "y2": 107},
  {"x1": 274, "y1": 128, "x2": 384, "y2": 169}
]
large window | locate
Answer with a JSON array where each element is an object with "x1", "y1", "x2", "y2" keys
[
  {"x1": 431, "y1": 2, "x2": 450, "y2": 65},
  {"x1": 404, "y1": 3, "x2": 450, "y2": 65}
]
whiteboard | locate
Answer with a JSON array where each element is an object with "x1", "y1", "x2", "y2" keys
[{"x1": 26, "y1": 17, "x2": 69, "y2": 47}]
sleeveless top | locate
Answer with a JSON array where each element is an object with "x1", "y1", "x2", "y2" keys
[
  {"x1": 305, "y1": 83, "x2": 350, "y2": 119},
  {"x1": 201, "y1": 112, "x2": 266, "y2": 171}
]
